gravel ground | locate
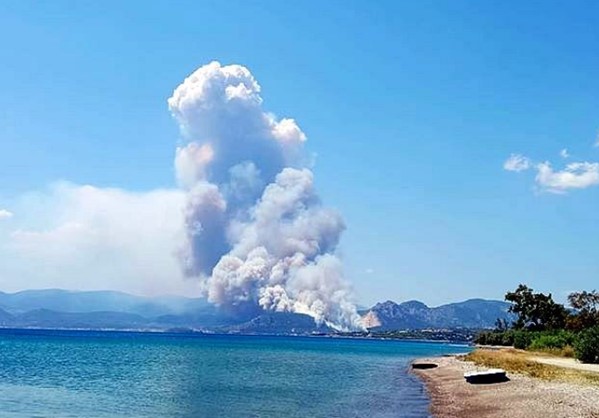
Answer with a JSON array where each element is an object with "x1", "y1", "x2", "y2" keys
[{"x1": 413, "y1": 356, "x2": 599, "y2": 418}]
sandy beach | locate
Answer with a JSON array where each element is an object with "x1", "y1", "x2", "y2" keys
[{"x1": 413, "y1": 355, "x2": 599, "y2": 418}]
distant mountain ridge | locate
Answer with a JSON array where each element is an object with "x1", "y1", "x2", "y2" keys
[
  {"x1": 0, "y1": 289, "x2": 211, "y2": 317},
  {"x1": 0, "y1": 289, "x2": 512, "y2": 333},
  {"x1": 0, "y1": 289, "x2": 236, "y2": 330},
  {"x1": 361, "y1": 298, "x2": 514, "y2": 330}
]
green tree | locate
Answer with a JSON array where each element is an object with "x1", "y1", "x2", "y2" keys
[
  {"x1": 567, "y1": 290, "x2": 599, "y2": 330},
  {"x1": 505, "y1": 284, "x2": 567, "y2": 331}
]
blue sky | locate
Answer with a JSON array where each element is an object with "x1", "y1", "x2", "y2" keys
[{"x1": 0, "y1": 1, "x2": 598, "y2": 307}]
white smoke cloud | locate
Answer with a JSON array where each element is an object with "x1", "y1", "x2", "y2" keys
[
  {"x1": 178, "y1": 182, "x2": 228, "y2": 277},
  {"x1": 168, "y1": 61, "x2": 360, "y2": 330},
  {"x1": 174, "y1": 143, "x2": 215, "y2": 188},
  {"x1": 0, "y1": 209, "x2": 13, "y2": 220},
  {"x1": 0, "y1": 183, "x2": 194, "y2": 296}
]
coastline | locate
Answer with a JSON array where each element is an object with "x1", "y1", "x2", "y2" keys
[
  {"x1": 0, "y1": 327, "x2": 474, "y2": 345},
  {"x1": 413, "y1": 355, "x2": 599, "y2": 418}
]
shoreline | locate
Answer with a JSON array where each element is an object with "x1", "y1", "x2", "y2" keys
[
  {"x1": 0, "y1": 327, "x2": 474, "y2": 345},
  {"x1": 413, "y1": 355, "x2": 599, "y2": 418}
]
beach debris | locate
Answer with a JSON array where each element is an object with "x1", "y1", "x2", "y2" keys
[
  {"x1": 412, "y1": 362, "x2": 439, "y2": 370},
  {"x1": 464, "y1": 369, "x2": 508, "y2": 384}
]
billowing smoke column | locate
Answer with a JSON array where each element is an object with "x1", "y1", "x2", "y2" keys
[{"x1": 168, "y1": 61, "x2": 361, "y2": 330}]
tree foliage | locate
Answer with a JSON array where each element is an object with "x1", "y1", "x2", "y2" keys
[
  {"x1": 567, "y1": 290, "x2": 599, "y2": 330},
  {"x1": 477, "y1": 284, "x2": 599, "y2": 364},
  {"x1": 505, "y1": 284, "x2": 567, "y2": 331}
]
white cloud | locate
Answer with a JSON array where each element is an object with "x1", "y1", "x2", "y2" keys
[
  {"x1": 535, "y1": 161, "x2": 599, "y2": 193},
  {"x1": 503, "y1": 154, "x2": 531, "y2": 172},
  {"x1": 0, "y1": 183, "x2": 197, "y2": 296},
  {"x1": 0, "y1": 209, "x2": 13, "y2": 220},
  {"x1": 505, "y1": 145, "x2": 599, "y2": 194}
]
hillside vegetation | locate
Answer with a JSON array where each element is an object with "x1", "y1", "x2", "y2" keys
[{"x1": 476, "y1": 285, "x2": 599, "y2": 364}]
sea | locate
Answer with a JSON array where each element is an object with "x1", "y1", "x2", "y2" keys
[{"x1": 0, "y1": 329, "x2": 470, "y2": 418}]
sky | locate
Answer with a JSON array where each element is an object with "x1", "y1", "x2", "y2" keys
[{"x1": 0, "y1": 0, "x2": 598, "y2": 308}]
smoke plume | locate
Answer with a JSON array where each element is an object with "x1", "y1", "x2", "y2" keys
[{"x1": 168, "y1": 62, "x2": 361, "y2": 330}]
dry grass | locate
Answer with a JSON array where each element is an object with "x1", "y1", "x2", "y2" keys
[
  {"x1": 463, "y1": 348, "x2": 599, "y2": 386},
  {"x1": 529, "y1": 345, "x2": 576, "y2": 358}
]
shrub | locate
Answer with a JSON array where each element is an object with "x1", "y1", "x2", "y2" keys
[
  {"x1": 560, "y1": 345, "x2": 576, "y2": 358},
  {"x1": 475, "y1": 329, "x2": 580, "y2": 352},
  {"x1": 475, "y1": 331, "x2": 515, "y2": 346},
  {"x1": 475, "y1": 330, "x2": 540, "y2": 349},
  {"x1": 574, "y1": 326, "x2": 599, "y2": 364},
  {"x1": 513, "y1": 331, "x2": 534, "y2": 349},
  {"x1": 500, "y1": 331, "x2": 515, "y2": 346},
  {"x1": 529, "y1": 330, "x2": 576, "y2": 351},
  {"x1": 475, "y1": 332, "x2": 489, "y2": 345}
]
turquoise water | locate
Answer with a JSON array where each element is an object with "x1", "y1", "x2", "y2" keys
[{"x1": 0, "y1": 330, "x2": 470, "y2": 417}]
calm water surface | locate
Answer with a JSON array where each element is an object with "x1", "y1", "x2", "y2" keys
[{"x1": 0, "y1": 330, "x2": 470, "y2": 417}]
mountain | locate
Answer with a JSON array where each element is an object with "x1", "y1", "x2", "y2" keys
[
  {"x1": 0, "y1": 308, "x2": 15, "y2": 326},
  {"x1": 0, "y1": 289, "x2": 327, "y2": 333},
  {"x1": 0, "y1": 289, "x2": 212, "y2": 317},
  {"x1": 13, "y1": 309, "x2": 150, "y2": 329},
  {"x1": 0, "y1": 289, "x2": 514, "y2": 333},
  {"x1": 361, "y1": 298, "x2": 514, "y2": 330},
  {"x1": 221, "y1": 312, "x2": 332, "y2": 334}
]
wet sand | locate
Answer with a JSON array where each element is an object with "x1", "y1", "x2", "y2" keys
[{"x1": 413, "y1": 356, "x2": 599, "y2": 418}]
